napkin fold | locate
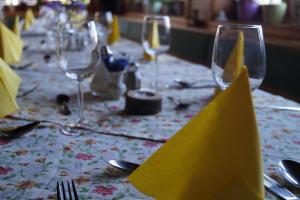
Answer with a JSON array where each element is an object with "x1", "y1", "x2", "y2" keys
[
  {"x1": 0, "y1": 22, "x2": 24, "y2": 64},
  {"x1": 144, "y1": 21, "x2": 160, "y2": 61},
  {"x1": 214, "y1": 31, "x2": 245, "y2": 96},
  {"x1": 13, "y1": 15, "x2": 20, "y2": 36},
  {"x1": 129, "y1": 66, "x2": 264, "y2": 200},
  {"x1": 107, "y1": 15, "x2": 120, "y2": 45},
  {"x1": 0, "y1": 58, "x2": 21, "y2": 118},
  {"x1": 23, "y1": 9, "x2": 35, "y2": 31}
]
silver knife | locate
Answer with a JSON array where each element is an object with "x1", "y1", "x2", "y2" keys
[
  {"x1": 267, "y1": 106, "x2": 300, "y2": 112},
  {"x1": 264, "y1": 174, "x2": 299, "y2": 200}
]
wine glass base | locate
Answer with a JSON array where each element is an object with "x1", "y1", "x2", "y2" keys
[
  {"x1": 60, "y1": 125, "x2": 82, "y2": 136},
  {"x1": 60, "y1": 119, "x2": 92, "y2": 136}
]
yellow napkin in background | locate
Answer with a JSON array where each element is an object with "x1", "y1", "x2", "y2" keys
[
  {"x1": 13, "y1": 15, "x2": 20, "y2": 36},
  {"x1": 0, "y1": 58, "x2": 21, "y2": 118},
  {"x1": 214, "y1": 31, "x2": 245, "y2": 96},
  {"x1": 70, "y1": 11, "x2": 86, "y2": 22},
  {"x1": 144, "y1": 21, "x2": 160, "y2": 61},
  {"x1": 129, "y1": 67, "x2": 264, "y2": 200},
  {"x1": 23, "y1": 9, "x2": 35, "y2": 31},
  {"x1": 0, "y1": 22, "x2": 24, "y2": 64},
  {"x1": 107, "y1": 15, "x2": 120, "y2": 45}
]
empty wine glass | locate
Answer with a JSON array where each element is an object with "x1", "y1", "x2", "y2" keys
[
  {"x1": 56, "y1": 21, "x2": 100, "y2": 136},
  {"x1": 142, "y1": 15, "x2": 171, "y2": 91},
  {"x1": 211, "y1": 24, "x2": 266, "y2": 91}
]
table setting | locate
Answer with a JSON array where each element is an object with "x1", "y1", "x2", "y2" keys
[{"x1": 0, "y1": 7, "x2": 300, "y2": 200}]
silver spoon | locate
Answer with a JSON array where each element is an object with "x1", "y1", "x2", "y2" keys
[
  {"x1": 108, "y1": 160, "x2": 139, "y2": 173},
  {"x1": 167, "y1": 96, "x2": 191, "y2": 110},
  {"x1": 174, "y1": 80, "x2": 215, "y2": 89},
  {"x1": 279, "y1": 160, "x2": 300, "y2": 188}
]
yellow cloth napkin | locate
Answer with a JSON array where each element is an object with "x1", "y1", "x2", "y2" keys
[
  {"x1": 0, "y1": 22, "x2": 24, "y2": 64},
  {"x1": 144, "y1": 21, "x2": 160, "y2": 61},
  {"x1": 13, "y1": 15, "x2": 20, "y2": 36},
  {"x1": 129, "y1": 66, "x2": 264, "y2": 200},
  {"x1": 107, "y1": 15, "x2": 120, "y2": 45},
  {"x1": 23, "y1": 9, "x2": 35, "y2": 31},
  {"x1": 0, "y1": 58, "x2": 21, "y2": 118},
  {"x1": 214, "y1": 31, "x2": 244, "y2": 96}
]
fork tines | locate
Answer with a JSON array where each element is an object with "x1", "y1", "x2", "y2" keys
[{"x1": 57, "y1": 179, "x2": 79, "y2": 200}]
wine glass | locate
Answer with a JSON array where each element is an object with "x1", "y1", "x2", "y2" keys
[
  {"x1": 211, "y1": 24, "x2": 266, "y2": 91},
  {"x1": 142, "y1": 15, "x2": 171, "y2": 91},
  {"x1": 56, "y1": 21, "x2": 100, "y2": 136}
]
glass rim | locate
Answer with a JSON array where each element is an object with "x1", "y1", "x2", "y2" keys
[{"x1": 217, "y1": 24, "x2": 262, "y2": 29}]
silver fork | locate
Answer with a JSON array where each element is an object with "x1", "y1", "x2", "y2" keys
[{"x1": 57, "y1": 179, "x2": 79, "y2": 200}]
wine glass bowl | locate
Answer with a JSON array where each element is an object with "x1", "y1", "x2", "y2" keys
[
  {"x1": 142, "y1": 16, "x2": 171, "y2": 56},
  {"x1": 141, "y1": 15, "x2": 171, "y2": 91},
  {"x1": 211, "y1": 24, "x2": 266, "y2": 91},
  {"x1": 56, "y1": 21, "x2": 100, "y2": 135}
]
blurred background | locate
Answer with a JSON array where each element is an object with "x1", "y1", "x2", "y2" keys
[{"x1": 1, "y1": 0, "x2": 299, "y2": 101}]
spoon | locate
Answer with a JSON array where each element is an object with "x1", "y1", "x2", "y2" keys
[
  {"x1": 175, "y1": 80, "x2": 194, "y2": 88},
  {"x1": 108, "y1": 160, "x2": 140, "y2": 173},
  {"x1": 173, "y1": 80, "x2": 215, "y2": 89},
  {"x1": 279, "y1": 160, "x2": 300, "y2": 188},
  {"x1": 167, "y1": 96, "x2": 191, "y2": 110}
]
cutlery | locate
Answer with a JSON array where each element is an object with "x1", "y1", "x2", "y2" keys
[
  {"x1": 0, "y1": 121, "x2": 40, "y2": 139},
  {"x1": 108, "y1": 160, "x2": 139, "y2": 172},
  {"x1": 279, "y1": 160, "x2": 300, "y2": 189},
  {"x1": 10, "y1": 60, "x2": 34, "y2": 70},
  {"x1": 109, "y1": 160, "x2": 299, "y2": 200},
  {"x1": 268, "y1": 106, "x2": 300, "y2": 112},
  {"x1": 175, "y1": 80, "x2": 195, "y2": 88},
  {"x1": 18, "y1": 85, "x2": 39, "y2": 98},
  {"x1": 173, "y1": 80, "x2": 215, "y2": 89},
  {"x1": 167, "y1": 96, "x2": 191, "y2": 110},
  {"x1": 264, "y1": 174, "x2": 298, "y2": 200},
  {"x1": 57, "y1": 179, "x2": 79, "y2": 200}
]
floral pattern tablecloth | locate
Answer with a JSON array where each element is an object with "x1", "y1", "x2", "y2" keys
[{"x1": 0, "y1": 36, "x2": 300, "y2": 200}]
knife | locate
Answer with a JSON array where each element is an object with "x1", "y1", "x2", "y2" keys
[
  {"x1": 264, "y1": 174, "x2": 299, "y2": 200},
  {"x1": 0, "y1": 121, "x2": 40, "y2": 139},
  {"x1": 268, "y1": 106, "x2": 300, "y2": 112}
]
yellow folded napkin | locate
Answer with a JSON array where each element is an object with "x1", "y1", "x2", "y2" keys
[
  {"x1": 214, "y1": 31, "x2": 244, "y2": 96},
  {"x1": 144, "y1": 21, "x2": 160, "y2": 61},
  {"x1": 0, "y1": 58, "x2": 21, "y2": 118},
  {"x1": 129, "y1": 66, "x2": 264, "y2": 199},
  {"x1": 107, "y1": 15, "x2": 120, "y2": 45},
  {"x1": 13, "y1": 15, "x2": 20, "y2": 36},
  {"x1": 23, "y1": 9, "x2": 35, "y2": 31},
  {"x1": 0, "y1": 22, "x2": 24, "y2": 64},
  {"x1": 70, "y1": 11, "x2": 86, "y2": 22}
]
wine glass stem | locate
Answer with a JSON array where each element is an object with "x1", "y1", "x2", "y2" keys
[
  {"x1": 154, "y1": 54, "x2": 159, "y2": 92},
  {"x1": 76, "y1": 80, "x2": 84, "y2": 124}
]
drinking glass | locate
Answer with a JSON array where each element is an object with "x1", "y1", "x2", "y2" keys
[
  {"x1": 56, "y1": 21, "x2": 100, "y2": 136},
  {"x1": 142, "y1": 15, "x2": 171, "y2": 91},
  {"x1": 211, "y1": 24, "x2": 266, "y2": 91}
]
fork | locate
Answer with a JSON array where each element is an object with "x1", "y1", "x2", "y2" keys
[{"x1": 57, "y1": 179, "x2": 79, "y2": 200}]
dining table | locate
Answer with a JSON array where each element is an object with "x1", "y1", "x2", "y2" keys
[{"x1": 0, "y1": 33, "x2": 300, "y2": 200}]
